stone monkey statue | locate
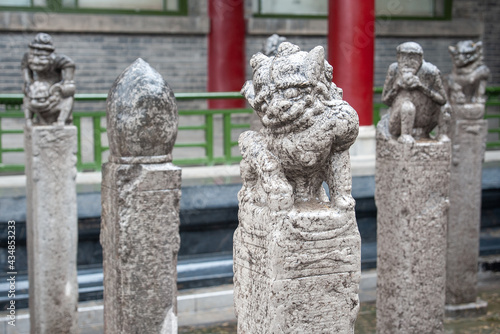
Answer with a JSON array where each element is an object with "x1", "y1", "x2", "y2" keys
[{"x1": 380, "y1": 42, "x2": 450, "y2": 143}]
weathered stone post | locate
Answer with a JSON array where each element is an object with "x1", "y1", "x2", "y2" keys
[
  {"x1": 445, "y1": 40, "x2": 490, "y2": 316},
  {"x1": 234, "y1": 42, "x2": 361, "y2": 333},
  {"x1": 23, "y1": 33, "x2": 79, "y2": 334},
  {"x1": 101, "y1": 59, "x2": 181, "y2": 333},
  {"x1": 376, "y1": 42, "x2": 451, "y2": 333}
]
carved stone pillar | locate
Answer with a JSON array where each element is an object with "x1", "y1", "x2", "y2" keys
[
  {"x1": 375, "y1": 139, "x2": 450, "y2": 333},
  {"x1": 234, "y1": 42, "x2": 361, "y2": 333},
  {"x1": 25, "y1": 125, "x2": 79, "y2": 334},
  {"x1": 101, "y1": 59, "x2": 180, "y2": 333},
  {"x1": 376, "y1": 42, "x2": 451, "y2": 333},
  {"x1": 445, "y1": 110, "x2": 488, "y2": 316},
  {"x1": 445, "y1": 40, "x2": 490, "y2": 316},
  {"x1": 23, "y1": 32, "x2": 78, "y2": 334}
]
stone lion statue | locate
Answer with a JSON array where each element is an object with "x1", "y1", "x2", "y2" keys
[
  {"x1": 447, "y1": 40, "x2": 490, "y2": 105},
  {"x1": 239, "y1": 42, "x2": 359, "y2": 212}
]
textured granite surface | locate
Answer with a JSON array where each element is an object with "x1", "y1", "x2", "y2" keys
[
  {"x1": 101, "y1": 58, "x2": 181, "y2": 333},
  {"x1": 234, "y1": 42, "x2": 360, "y2": 333},
  {"x1": 25, "y1": 125, "x2": 78, "y2": 333},
  {"x1": 375, "y1": 137, "x2": 451, "y2": 334}
]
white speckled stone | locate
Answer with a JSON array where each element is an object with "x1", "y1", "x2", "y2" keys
[
  {"x1": 101, "y1": 162, "x2": 181, "y2": 333},
  {"x1": 376, "y1": 43, "x2": 452, "y2": 333},
  {"x1": 25, "y1": 125, "x2": 79, "y2": 334},
  {"x1": 101, "y1": 58, "x2": 180, "y2": 333},
  {"x1": 375, "y1": 134, "x2": 451, "y2": 334},
  {"x1": 235, "y1": 42, "x2": 361, "y2": 333}
]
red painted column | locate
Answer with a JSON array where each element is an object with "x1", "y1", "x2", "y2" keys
[
  {"x1": 328, "y1": 0, "x2": 375, "y2": 126},
  {"x1": 208, "y1": 0, "x2": 246, "y2": 109}
]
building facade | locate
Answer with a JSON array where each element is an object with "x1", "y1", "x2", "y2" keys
[{"x1": 0, "y1": 0, "x2": 498, "y2": 96}]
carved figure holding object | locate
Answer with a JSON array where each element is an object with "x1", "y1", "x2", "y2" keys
[
  {"x1": 380, "y1": 42, "x2": 450, "y2": 143},
  {"x1": 22, "y1": 33, "x2": 76, "y2": 126}
]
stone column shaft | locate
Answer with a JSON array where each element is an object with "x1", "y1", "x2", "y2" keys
[
  {"x1": 234, "y1": 205, "x2": 361, "y2": 333},
  {"x1": 101, "y1": 58, "x2": 180, "y2": 333},
  {"x1": 235, "y1": 41, "x2": 361, "y2": 333},
  {"x1": 446, "y1": 114, "x2": 488, "y2": 314},
  {"x1": 376, "y1": 140, "x2": 451, "y2": 334},
  {"x1": 25, "y1": 125, "x2": 78, "y2": 334},
  {"x1": 101, "y1": 162, "x2": 181, "y2": 333}
]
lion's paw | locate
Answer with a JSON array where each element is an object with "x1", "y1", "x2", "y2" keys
[{"x1": 265, "y1": 178, "x2": 294, "y2": 211}]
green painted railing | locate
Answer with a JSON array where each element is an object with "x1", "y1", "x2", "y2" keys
[
  {"x1": 484, "y1": 87, "x2": 500, "y2": 149},
  {"x1": 1, "y1": 87, "x2": 499, "y2": 173},
  {"x1": 0, "y1": 92, "x2": 251, "y2": 173}
]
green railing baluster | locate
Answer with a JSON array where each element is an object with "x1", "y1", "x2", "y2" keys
[
  {"x1": 485, "y1": 87, "x2": 500, "y2": 149},
  {"x1": 0, "y1": 117, "x2": 3, "y2": 165},
  {"x1": 205, "y1": 114, "x2": 214, "y2": 165},
  {"x1": 73, "y1": 115, "x2": 83, "y2": 171},
  {"x1": 93, "y1": 116, "x2": 102, "y2": 170},
  {"x1": 223, "y1": 113, "x2": 232, "y2": 163}
]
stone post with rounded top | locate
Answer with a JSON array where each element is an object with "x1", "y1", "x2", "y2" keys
[
  {"x1": 234, "y1": 42, "x2": 361, "y2": 333},
  {"x1": 376, "y1": 42, "x2": 451, "y2": 334},
  {"x1": 23, "y1": 32, "x2": 78, "y2": 334},
  {"x1": 101, "y1": 58, "x2": 181, "y2": 333}
]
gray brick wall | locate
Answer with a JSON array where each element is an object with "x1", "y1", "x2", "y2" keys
[
  {"x1": 1, "y1": 0, "x2": 498, "y2": 97},
  {"x1": 0, "y1": 33, "x2": 208, "y2": 96},
  {"x1": 453, "y1": 0, "x2": 484, "y2": 20},
  {"x1": 483, "y1": 0, "x2": 500, "y2": 85}
]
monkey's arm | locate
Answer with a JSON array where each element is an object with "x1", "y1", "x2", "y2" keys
[
  {"x1": 381, "y1": 64, "x2": 399, "y2": 106},
  {"x1": 418, "y1": 73, "x2": 447, "y2": 106}
]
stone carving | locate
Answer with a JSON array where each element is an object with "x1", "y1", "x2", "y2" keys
[
  {"x1": 261, "y1": 34, "x2": 287, "y2": 56},
  {"x1": 380, "y1": 42, "x2": 450, "y2": 143},
  {"x1": 376, "y1": 42, "x2": 451, "y2": 333},
  {"x1": 101, "y1": 59, "x2": 181, "y2": 333},
  {"x1": 445, "y1": 40, "x2": 489, "y2": 316},
  {"x1": 250, "y1": 34, "x2": 288, "y2": 131},
  {"x1": 22, "y1": 33, "x2": 76, "y2": 126},
  {"x1": 234, "y1": 42, "x2": 361, "y2": 333},
  {"x1": 447, "y1": 40, "x2": 489, "y2": 107},
  {"x1": 106, "y1": 59, "x2": 178, "y2": 163}
]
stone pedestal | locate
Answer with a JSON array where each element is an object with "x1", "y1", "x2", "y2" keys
[
  {"x1": 376, "y1": 138, "x2": 451, "y2": 334},
  {"x1": 234, "y1": 202, "x2": 361, "y2": 333},
  {"x1": 101, "y1": 162, "x2": 181, "y2": 333},
  {"x1": 446, "y1": 103, "x2": 488, "y2": 316},
  {"x1": 25, "y1": 125, "x2": 78, "y2": 334}
]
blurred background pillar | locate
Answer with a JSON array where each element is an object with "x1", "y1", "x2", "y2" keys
[{"x1": 208, "y1": 0, "x2": 246, "y2": 109}]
